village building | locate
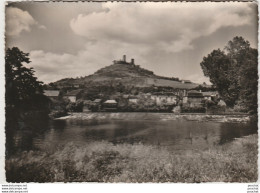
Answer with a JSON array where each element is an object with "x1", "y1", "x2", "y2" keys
[
  {"x1": 183, "y1": 90, "x2": 204, "y2": 107},
  {"x1": 202, "y1": 91, "x2": 219, "y2": 101},
  {"x1": 43, "y1": 90, "x2": 60, "y2": 100},
  {"x1": 43, "y1": 90, "x2": 60, "y2": 110},
  {"x1": 72, "y1": 83, "x2": 80, "y2": 88},
  {"x1": 123, "y1": 94, "x2": 130, "y2": 99},
  {"x1": 64, "y1": 89, "x2": 83, "y2": 102},
  {"x1": 93, "y1": 99, "x2": 102, "y2": 104},
  {"x1": 151, "y1": 92, "x2": 178, "y2": 105},
  {"x1": 103, "y1": 100, "x2": 118, "y2": 111},
  {"x1": 89, "y1": 99, "x2": 102, "y2": 111},
  {"x1": 128, "y1": 96, "x2": 138, "y2": 104}
]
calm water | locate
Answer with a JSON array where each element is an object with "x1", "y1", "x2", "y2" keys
[{"x1": 8, "y1": 113, "x2": 257, "y2": 155}]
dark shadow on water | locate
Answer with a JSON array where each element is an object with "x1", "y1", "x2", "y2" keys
[
  {"x1": 218, "y1": 121, "x2": 258, "y2": 145},
  {"x1": 6, "y1": 115, "x2": 56, "y2": 157}
]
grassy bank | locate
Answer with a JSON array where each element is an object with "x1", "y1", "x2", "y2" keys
[
  {"x1": 6, "y1": 134, "x2": 257, "y2": 182},
  {"x1": 57, "y1": 112, "x2": 252, "y2": 123}
]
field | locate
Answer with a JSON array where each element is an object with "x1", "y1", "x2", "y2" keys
[{"x1": 6, "y1": 134, "x2": 258, "y2": 182}]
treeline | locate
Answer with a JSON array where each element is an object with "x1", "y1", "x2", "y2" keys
[
  {"x1": 156, "y1": 76, "x2": 180, "y2": 81},
  {"x1": 200, "y1": 36, "x2": 258, "y2": 114}
]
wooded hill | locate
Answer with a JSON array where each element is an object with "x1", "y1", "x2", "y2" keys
[{"x1": 50, "y1": 62, "x2": 203, "y2": 90}]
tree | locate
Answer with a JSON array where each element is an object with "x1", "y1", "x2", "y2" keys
[
  {"x1": 238, "y1": 48, "x2": 258, "y2": 114},
  {"x1": 200, "y1": 49, "x2": 236, "y2": 106},
  {"x1": 5, "y1": 47, "x2": 48, "y2": 111},
  {"x1": 200, "y1": 37, "x2": 258, "y2": 113}
]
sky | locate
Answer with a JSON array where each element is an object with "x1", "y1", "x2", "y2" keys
[{"x1": 5, "y1": 2, "x2": 258, "y2": 84}]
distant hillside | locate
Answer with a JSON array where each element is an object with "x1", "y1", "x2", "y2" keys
[{"x1": 51, "y1": 61, "x2": 201, "y2": 90}]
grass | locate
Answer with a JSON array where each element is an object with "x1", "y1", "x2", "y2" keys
[{"x1": 6, "y1": 134, "x2": 258, "y2": 182}]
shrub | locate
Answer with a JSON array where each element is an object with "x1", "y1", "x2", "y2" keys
[
  {"x1": 181, "y1": 106, "x2": 206, "y2": 113},
  {"x1": 6, "y1": 134, "x2": 257, "y2": 182}
]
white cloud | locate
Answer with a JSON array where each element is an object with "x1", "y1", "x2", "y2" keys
[
  {"x1": 23, "y1": 2, "x2": 255, "y2": 84},
  {"x1": 6, "y1": 7, "x2": 46, "y2": 36},
  {"x1": 38, "y1": 25, "x2": 47, "y2": 30},
  {"x1": 70, "y1": 2, "x2": 252, "y2": 53},
  {"x1": 27, "y1": 40, "x2": 153, "y2": 83}
]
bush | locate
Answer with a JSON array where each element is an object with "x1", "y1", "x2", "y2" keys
[
  {"x1": 66, "y1": 101, "x2": 84, "y2": 112},
  {"x1": 233, "y1": 103, "x2": 249, "y2": 113},
  {"x1": 6, "y1": 134, "x2": 258, "y2": 182},
  {"x1": 206, "y1": 105, "x2": 226, "y2": 114},
  {"x1": 181, "y1": 106, "x2": 206, "y2": 113}
]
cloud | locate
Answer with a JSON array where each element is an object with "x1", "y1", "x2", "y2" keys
[
  {"x1": 27, "y1": 39, "x2": 153, "y2": 83},
  {"x1": 21, "y1": 2, "x2": 256, "y2": 84},
  {"x1": 38, "y1": 25, "x2": 46, "y2": 30},
  {"x1": 70, "y1": 2, "x2": 253, "y2": 53},
  {"x1": 6, "y1": 7, "x2": 45, "y2": 36}
]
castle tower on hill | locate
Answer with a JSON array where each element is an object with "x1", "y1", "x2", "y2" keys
[{"x1": 113, "y1": 55, "x2": 135, "y2": 65}]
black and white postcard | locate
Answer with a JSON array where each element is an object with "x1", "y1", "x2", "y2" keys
[{"x1": 2, "y1": 0, "x2": 258, "y2": 187}]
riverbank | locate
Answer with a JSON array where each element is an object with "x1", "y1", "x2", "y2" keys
[
  {"x1": 56, "y1": 112, "x2": 252, "y2": 123},
  {"x1": 6, "y1": 134, "x2": 257, "y2": 182}
]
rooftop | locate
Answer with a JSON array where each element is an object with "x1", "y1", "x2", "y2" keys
[
  {"x1": 104, "y1": 100, "x2": 117, "y2": 104},
  {"x1": 152, "y1": 92, "x2": 177, "y2": 96},
  {"x1": 65, "y1": 89, "x2": 82, "y2": 96},
  {"x1": 187, "y1": 90, "x2": 203, "y2": 97},
  {"x1": 93, "y1": 99, "x2": 102, "y2": 103},
  {"x1": 44, "y1": 90, "x2": 60, "y2": 97},
  {"x1": 202, "y1": 91, "x2": 218, "y2": 96}
]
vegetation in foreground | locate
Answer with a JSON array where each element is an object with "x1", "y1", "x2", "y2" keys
[{"x1": 6, "y1": 134, "x2": 257, "y2": 183}]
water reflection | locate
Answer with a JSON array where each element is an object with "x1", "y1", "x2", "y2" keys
[
  {"x1": 7, "y1": 113, "x2": 258, "y2": 155},
  {"x1": 219, "y1": 121, "x2": 257, "y2": 144},
  {"x1": 6, "y1": 116, "x2": 51, "y2": 156}
]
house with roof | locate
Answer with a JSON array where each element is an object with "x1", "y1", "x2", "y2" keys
[
  {"x1": 128, "y1": 96, "x2": 138, "y2": 104},
  {"x1": 103, "y1": 100, "x2": 118, "y2": 111},
  {"x1": 183, "y1": 90, "x2": 204, "y2": 107},
  {"x1": 64, "y1": 89, "x2": 83, "y2": 102},
  {"x1": 43, "y1": 90, "x2": 60, "y2": 100},
  {"x1": 93, "y1": 99, "x2": 102, "y2": 104},
  {"x1": 202, "y1": 91, "x2": 219, "y2": 101},
  {"x1": 151, "y1": 92, "x2": 178, "y2": 105},
  {"x1": 73, "y1": 84, "x2": 80, "y2": 88}
]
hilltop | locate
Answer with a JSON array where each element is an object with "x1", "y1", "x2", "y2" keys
[{"x1": 51, "y1": 55, "x2": 201, "y2": 90}]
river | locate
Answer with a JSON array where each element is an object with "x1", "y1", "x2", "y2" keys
[{"x1": 8, "y1": 112, "x2": 257, "y2": 155}]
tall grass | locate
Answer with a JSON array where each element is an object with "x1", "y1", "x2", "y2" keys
[{"x1": 6, "y1": 134, "x2": 257, "y2": 182}]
